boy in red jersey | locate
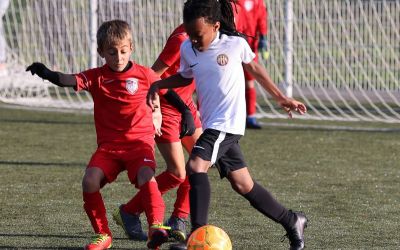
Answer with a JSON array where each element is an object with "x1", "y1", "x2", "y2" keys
[
  {"x1": 26, "y1": 20, "x2": 169, "y2": 250},
  {"x1": 114, "y1": 23, "x2": 202, "y2": 243},
  {"x1": 236, "y1": 0, "x2": 269, "y2": 129}
]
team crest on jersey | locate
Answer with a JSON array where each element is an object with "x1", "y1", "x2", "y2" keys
[
  {"x1": 217, "y1": 54, "x2": 229, "y2": 66},
  {"x1": 126, "y1": 78, "x2": 139, "y2": 94},
  {"x1": 244, "y1": 0, "x2": 254, "y2": 11}
]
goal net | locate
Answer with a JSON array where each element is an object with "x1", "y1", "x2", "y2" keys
[{"x1": 0, "y1": 0, "x2": 399, "y2": 123}]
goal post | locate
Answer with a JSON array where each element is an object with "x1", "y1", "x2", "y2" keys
[{"x1": 0, "y1": 0, "x2": 399, "y2": 123}]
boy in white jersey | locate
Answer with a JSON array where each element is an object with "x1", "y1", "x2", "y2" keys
[{"x1": 147, "y1": 1, "x2": 308, "y2": 250}]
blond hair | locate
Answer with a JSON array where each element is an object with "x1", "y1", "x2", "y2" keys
[{"x1": 97, "y1": 20, "x2": 132, "y2": 50}]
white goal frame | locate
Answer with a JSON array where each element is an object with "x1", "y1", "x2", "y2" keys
[{"x1": 0, "y1": 0, "x2": 399, "y2": 123}]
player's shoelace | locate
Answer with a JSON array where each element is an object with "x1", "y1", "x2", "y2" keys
[
  {"x1": 90, "y1": 234, "x2": 110, "y2": 245},
  {"x1": 151, "y1": 224, "x2": 172, "y2": 231}
]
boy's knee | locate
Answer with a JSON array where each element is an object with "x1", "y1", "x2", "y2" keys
[
  {"x1": 186, "y1": 157, "x2": 209, "y2": 174},
  {"x1": 228, "y1": 176, "x2": 254, "y2": 195},
  {"x1": 137, "y1": 166, "x2": 155, "y2": 187},
  {"x1": 82, "y1": 175, "x2": 100, "y2": 192},
  {"x1": 82, "y1": 167, "x2": 104, "y2": 193}
]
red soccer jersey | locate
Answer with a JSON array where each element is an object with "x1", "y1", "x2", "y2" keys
[
  {"x1": 75, "y1": 62, "x2": 160, "y2": 149},
  {"x1": 158, "y1": 24, "x2": 196, "y2": 116},
  {"x1": 237, "y1": 0, "x2": 268, "y2": 51},
  {"x1": 232, "y1": 1, "x2": 246, "y2": 32}
]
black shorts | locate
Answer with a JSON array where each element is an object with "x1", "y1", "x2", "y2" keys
[{"x1": 191, "y1": 128, "x2": 247, "y2": 178}]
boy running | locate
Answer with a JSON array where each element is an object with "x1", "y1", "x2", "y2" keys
[
  {"x1": 147, "y1": 1, "x2": 308, "y2": 250},
  {"x1": 26, "y1": 20, "x2": 169, "y2": 250}
]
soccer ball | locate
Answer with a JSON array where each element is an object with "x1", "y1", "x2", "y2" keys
[{"x1": 187, "y1": 225, "x2": 232, "y2": 250}]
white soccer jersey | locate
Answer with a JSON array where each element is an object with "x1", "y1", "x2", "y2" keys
[{"x1": 179, "y1": 32, "x2": 255, "y2": 135}]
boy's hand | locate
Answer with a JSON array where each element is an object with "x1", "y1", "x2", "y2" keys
[
  {"x1": 180, "y1": 109, "x2": 196, "y2": 139},
  {"x1": 278, "y1": 98, "x2": 307, "y2": 118},
  {"x1": 147, "y1": 83, "x2": 160, "y2": 111},
  {"x1": 26, "y1": 62, "x2": 50, "y2": 79},
  {"x1": 152, "y1": 107, "x2": 162, "y2": 137}
]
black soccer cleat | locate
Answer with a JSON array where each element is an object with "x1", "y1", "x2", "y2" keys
[
  {"x1": 112, "y1": 205, "x2": 148, "y2": 241},
  {"x1": 166, "y1": 216, "x2": 188, "y2": 242},
  {"x1": 284, "y1": 211, "x2": 308, "y2": 250}
]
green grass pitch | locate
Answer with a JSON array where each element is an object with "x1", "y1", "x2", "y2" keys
[{"x1": 0, "y1": 106, "x2": 399, "y2": 249}]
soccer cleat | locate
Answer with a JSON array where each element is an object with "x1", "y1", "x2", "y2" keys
[
  {"x1": 147, "y1": 224, "x2": 170, "y2": 249},
  {"x1": 84, "y1": 234, "x2": 112, "y2": 250},
  {"x1": 112, "y1": 205, "x2": 148, "y2": 241},
  {"x1": 283, "y1": 211, "x2": 308, "y2": 250},
  {"x1": 166, "y1": 216, "x2": 188, "y2": 242},
  {"x1": 246, "y1": 116, "x2": 262, "y2": 129}
]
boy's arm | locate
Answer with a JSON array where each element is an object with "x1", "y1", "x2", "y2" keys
[
  {"x1": 26, "y1": 62, "x2": 76, "y2": 87},
  {"x1": 243, "y1": 61, "x2": 307, "y2": 117},
  {"x1": 147, "y1": 74, "x2": 193, "y2": 110},
  {"x1": 152, "y1": 93, "x2": 162, "y2": 137},
  {"x1": 151, "y1": 57, "x2": 169, "y2": 76}
]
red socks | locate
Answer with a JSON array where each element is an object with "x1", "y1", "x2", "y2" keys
[
  {"x1": 156, "y1": 171, "x2": 185, "y2": 194},
  {"x1": 172, "y1": 176, "x2": 190, "y2": 219},
  {"x1": 83, "y1": 191, "x2": 112, "y2": 236},
  {"x1": 124, "y1": 171, "x2": 185, "y2": 215},
  {"x1": 140, "y1": 181, "x2": 165, "y2": 225},
  {"x1": 246, "y1": 87, "x2": 257, "y2": 116}
]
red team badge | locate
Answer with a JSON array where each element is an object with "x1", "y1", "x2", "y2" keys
[
  {"x1": 126, "y1": 78, "x2": 139, "y2": 94},
  {"x1": 217, "y1": 54, "x2": 229, "y2": 66}
]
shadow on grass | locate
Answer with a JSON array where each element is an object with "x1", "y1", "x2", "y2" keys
[
  {"x1": 0, "y1": 233, "x2": 144, "y2": 249},
  {"x1": 0, "y1": 161, "x2": 84, "y2": 167},
  {"x1": 0, "y1": 119, "x2": 92, "y2": 125}
]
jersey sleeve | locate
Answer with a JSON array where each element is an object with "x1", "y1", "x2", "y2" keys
[
  {"x1": 177, "y1": 42, "x2": 193, "y2": 79},
  {"x1": 74, "y1": 68, "x2": 98, "y2": 92},
  {"x1": 239, "y1": 37, "x2": 256, "y2": 64},
  {"x1": 158, "y1": 33, "x2": 185, "y2": 67}
]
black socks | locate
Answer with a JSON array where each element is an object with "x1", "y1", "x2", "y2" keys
[
  {"x1": 243, "y1": 182, "x2": 295, "y2": 229},
  {"x1": 189, "y1": 173, "x2": 211, "y2": 231}
]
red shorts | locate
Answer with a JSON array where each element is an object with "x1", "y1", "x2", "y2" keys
[
  {"x1": 156, "y1": 102, "x2": 202, "y2": 143},
  {"x1": 87, "y1": 141, "x2": 156, "y2": 186}
]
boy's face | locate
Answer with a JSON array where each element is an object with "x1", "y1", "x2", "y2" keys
[
  {"x1": 98, "y1": 38, "x2": 133, "y2": 72},
  {"x1": 184, "y1": 17, "x2": 220, "y2": 52}
]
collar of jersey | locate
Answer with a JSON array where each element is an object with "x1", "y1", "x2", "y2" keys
[
  {"x1": 103, "y1": 61, "x2": 135, "y2": 79},
  {"x1": 207, "y1": 31, "x2": 221, "y2": 50}
]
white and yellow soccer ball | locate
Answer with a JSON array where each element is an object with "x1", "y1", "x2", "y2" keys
[{"x1": 187, "y1": 225, "x2": 232, "y2": 250}]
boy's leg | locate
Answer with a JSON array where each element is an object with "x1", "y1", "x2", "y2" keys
[
  {"x1": 228, "y1": 167, "x2": 307, "y2": 249},
  {"x1": 176, "y1": 128, "x2": 203, "y2": 220},
  {"x1": 187, "y1": 129, "x2": 240, "y2": 232},
  {"x1": 228, "y1": 168, "x2": 291, "y2": 224},
  {"x1": 136, "y1": 166, "x2": 169, "y2": 249},
  {"x1": 82, "y1": 165, "x2": 115, "y2": 250},
  {"x1": 186, "y1": 155, "x2": 214, "y2": 232}
]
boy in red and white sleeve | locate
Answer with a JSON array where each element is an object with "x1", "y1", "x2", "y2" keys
[{"x1": 26, "y1": 20, "x2": 169, "y2": 250}]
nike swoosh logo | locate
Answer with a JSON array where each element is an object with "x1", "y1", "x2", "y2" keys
[
  {"x1": 144, "y1": 158, "x2": 154, "y2": 162},
  {"x1": 103, "y1": 79, "x2": 114, "y2": 84},
  {"x1": 189, "y1": 63, "x2": 199, "y2": 68},
  {"x1": 193, "y1": 145, "x2": 205, "y2": 150}
]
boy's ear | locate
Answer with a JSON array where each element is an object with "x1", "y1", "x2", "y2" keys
[
  {"x1": 130, "y1": 43, "x2": 134, "y2": 52},
  {"x1": 213, "y1": 21, "x2": 221, "y2": 32}
]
